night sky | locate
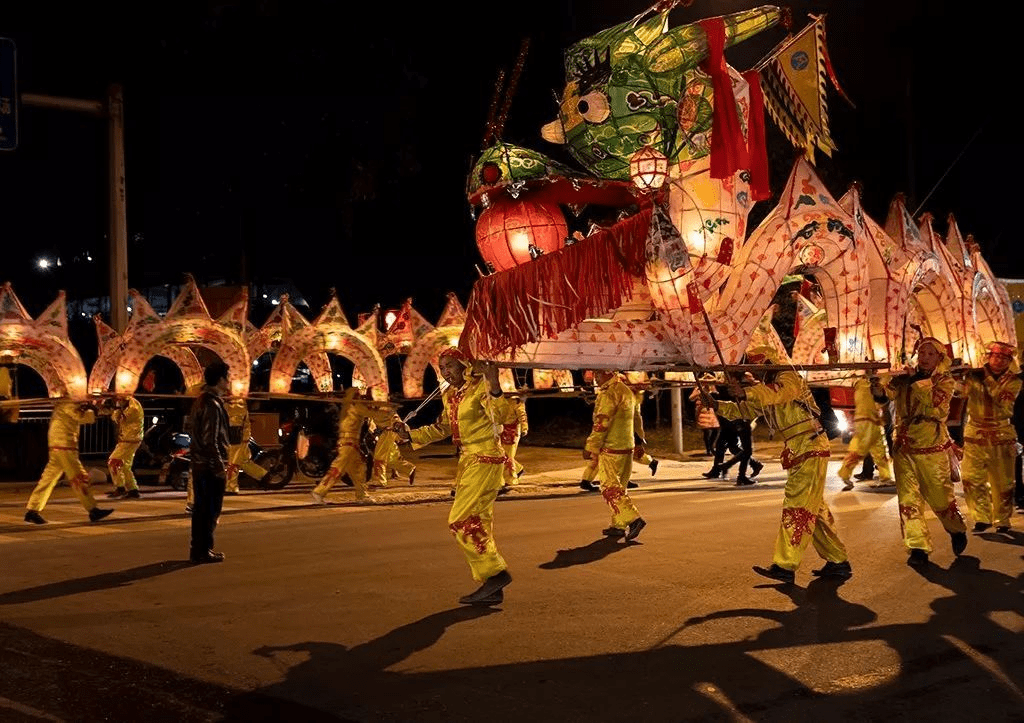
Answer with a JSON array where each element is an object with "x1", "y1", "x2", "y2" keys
[{"x1": 2, "y1": 0, "x2": 1021, "y2": 337}]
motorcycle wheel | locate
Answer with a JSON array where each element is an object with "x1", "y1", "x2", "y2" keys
[
  {"x1": 256, "y1": 450, "x2": 294, "y2": 490},
  {"x1": 297, "y1": 448, "x2": 333, "y2": 480}
]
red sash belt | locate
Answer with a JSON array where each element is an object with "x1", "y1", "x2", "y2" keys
[
  {"x1": 600, "y1": 447, "x2": 635, "y2": 455},
  {"x1": 780, "y1": 447, "x2": 831, "y2": 470},
  {"x1": 474, "y1": 454, "x2": 508, "y2": 465}
]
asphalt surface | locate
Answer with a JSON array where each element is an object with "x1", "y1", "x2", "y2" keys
[{"x1": 0, "y1": 440, "x2": 1021, "y2": 722}]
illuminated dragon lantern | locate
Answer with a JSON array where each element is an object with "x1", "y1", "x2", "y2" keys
[{"x1": 461, "y1": 1, "x2": 1015, "y2": 372}]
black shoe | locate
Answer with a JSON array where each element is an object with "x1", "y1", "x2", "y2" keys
[
  {"x1": 624, "y1": 517, "x2": 647, "y2": 541},
  {"x1": 749, "y1": 460, "x2": 763, "y2": 478},
  {"x1": 701, "y1": 468, "x2": 722, "y2": 479},
  {"x1": 752, "y1": 564, "x2": 795, "y2": 583},
  {"x1": 224, "y1": 490, "x2": 239, "y2": 496},
  {"x1": 462, "y1": 589, "x2": 503, "y2": 606},
  {"x1": 106, "y1": 487, "x2": 127, "y2": 498},
  {"x1": 24, "y1": 510, "x2": 46, "y2": 525},
  {"x1": 123, "y1": 489, "x2": 141, "y2": 499},
  {"x1": 459, "y1": 570, "x2": 512, "y2": 605},
  {"x1": 853, "y1": 471, "x2": 873, "y2": 481},
  {"x1": 950, "y1": 531, "x2": 967, "y2": 556},
  {"x1": 89, "y1": 508, "x2": 113, "y2": 523},
  {"x1": 735, "y1": 476, "x2": 755, "y2": 486},
  {"x1": 449, "y1": 489, "x2": 456, "y2": 497},
  {"x1": 184, "y1": 503, "x2": 193, "y2": 515},
  {"x1": 627, "y1": 481, "x2": 639, "y2": 489},
  {"x1": 907, "y1": 549, "x2": 929, "y2": 567},
  {"x1": 602, "y1": 526, "x2": 626, "y2": 538},
  {"x1": 189, "y1": 550, "x2": 225, "y2": 564},
  {"x1": 649, "y1": 459, "x2": 659, "y2": 476},
  {"x1": 995, "y1": 525, "x2": 1011, "y2": 533},
  {"x1": 409, "y1": 468, "x2": 416, "y2": 486},
  {"x1": 972, "y1": 522, "x2": 991, "y2": 533},
  {"x1": 497, "y1": 485, "x2": 511, "y2": 496},
  {"x1": 812, "y1": 560, "x2": 853, "y2": 579},
  {"x1": 579, "y1": 480, "x2": 598, "y2": 492}
]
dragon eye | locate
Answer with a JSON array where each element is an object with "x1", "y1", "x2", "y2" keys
[{"x1": 577, "y1": 91, "x2": 610, "y2": 123}]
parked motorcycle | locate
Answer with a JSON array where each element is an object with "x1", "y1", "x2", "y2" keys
[
  {"x1": 134, "y1": 413, "x2": 191, "y2": 490},
  {"x1": 243, "y1": 436, "x2": 293, "y2": 489}
]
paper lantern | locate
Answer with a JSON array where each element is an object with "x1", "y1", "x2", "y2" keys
[
  {"x1": 475, "y1": 196, "x2": 568, "y2": 272},
  {"x1": 629, "y1": 146, "x2": 668, "y2": 191}
]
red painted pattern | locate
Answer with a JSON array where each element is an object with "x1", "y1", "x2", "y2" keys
[
  {"x1": 602, "y1": 485, "x2": 624, "y2": 514},
  {"x1": 781, "y1": 507, "x2": 817, "y2": 546},
  {"x1": 108, "y1": 458, "x2": 124, "y2": 474},
  {"x1": 935, "y1": 500, "x2": 964, "y2": 525},
  {"x1": 450, "y1": 515, "x2": 489, "y2": 554}
]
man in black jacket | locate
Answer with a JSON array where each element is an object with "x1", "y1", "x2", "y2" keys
[{"x1": 188, "y1": 361, "x2": 231, "y2": 563}]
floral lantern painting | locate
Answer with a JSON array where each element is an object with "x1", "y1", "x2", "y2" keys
[{"x1": 475, "y1": 196, "x2": 568, "y2": 273}]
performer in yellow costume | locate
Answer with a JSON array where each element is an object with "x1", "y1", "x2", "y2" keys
[
  {"x1": 580, "y1": 375, "x2": 646, "y2": 491},
  {"x1": 727, "y1": 345, "x2": 851, "y2": 583},
  {"x1": 107, "y1": 395, "x2": 145, "y2": 499},
  {"x1": 871, "y1": 337, "x2": 968, "y2": 566},
  {"x1": 837, "y1": 375, "x2": 893, "y2": 490},
  {"x1": 25, "y1": 400, "x2": 113, "y2": 524},
  {"x1": 369, "y1": 413, "x2": 416, "y2": 487},
  {"x1": 224, "y1": 397, "x2": 267, "y2": 494},
  {"x1": 499, "y1": 394, "x2": 528, "y2": 493},
  {"x1": 310, "y1": 389, "x2": 375, "y2": 503},
  {"x1": 396, "y1": 347, "x2": 514, "y2": 606},
  {"x1": 960, "y1": 341, "x2": 1021, "y2": 533},
  {"x1": 586, "y1": 369, "x2": 646, "y2": 541}
]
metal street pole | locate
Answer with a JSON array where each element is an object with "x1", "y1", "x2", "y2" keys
[
  {"x1": 20, "y1": 85, "x2": 128, "y2": 332},
  {"x1": 107, "y1": 84, "x2": 128, "y2": 332}
]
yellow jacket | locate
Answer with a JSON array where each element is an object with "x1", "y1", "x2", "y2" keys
[
  {"x1": 585, "y1": 376, "x2": 635, "y2": 454},
  {"x1": 880, "y1": 371, "x2": 954, "y2": 450},
  {"x1": 48, "y1": 401, "x2": 96, "y2": 448},
  {"x1": 741, "y1": 371, "x2": 823, "y2": 456},
  {"x1": 112, "y1": 396, "x2": 145, "y2": 442},
  {"x1": 963, "y1": 367, "x2": 1022, "y2": 442},
  {"x1": 410, "y1": 375, "x2": 512, "y2": 457},
  {"x1": 852, "y1": 377, "x2": 883, "y2": 423}
]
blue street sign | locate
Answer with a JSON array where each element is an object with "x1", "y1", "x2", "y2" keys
[{"x1": 0, "y1": 37, "x2": 17, "y2": 150}]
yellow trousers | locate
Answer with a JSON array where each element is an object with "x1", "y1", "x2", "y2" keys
[
  {"x1": 581, "y1": 458, "x2": 598, "y2": 483},
  {"x1": 773, "y1": 455, "x2": 848, "y2": 571},
  {"x1": 962, "y1": 441, "x2": 1016, "y2": 527},
  {"x1": 837, "y1": 421, "x2": 892, "y2": 481},
  {"x1": 370, "y1": 430, "x2": 415, "y2": 486},
  {"x1": 893, "y1": 448, "x2": 967, "y2": 553},
  {"x1": 27, "y1": 449, "x2": 98, "y2": 513},
  {"x1": 448, "y1": 453, "x2": 507, "y2": 582},
  {"x1": 226, "y1": 442, "x2": 267, "y2": 493},
  {"x1": 313, "y1": 444, "x2": 367, "y2": 499},
  {"x1": 107, "y1": 441, "x2": 141, "y2": 492},
  {"x1": 598, "y1": 452, "x2": 641, "y2": 530},
  {"x1": 501, "y1": 439, "x2": 524, "y2": 486}
]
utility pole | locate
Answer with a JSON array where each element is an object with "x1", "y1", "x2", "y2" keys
[{"x1": 20, "y1": 83, "x2": 129, "y2": 332}]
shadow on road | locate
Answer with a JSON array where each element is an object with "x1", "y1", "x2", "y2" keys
[
  {"x1": 0, "y1": 560, "x2": 191, "y2": 605},
  {"x1": 0, "y1": 559, "x2": 1021, "y2": 721},
  {"x1": 537, "y1": 536, "x2": 633, "y2": 569}
]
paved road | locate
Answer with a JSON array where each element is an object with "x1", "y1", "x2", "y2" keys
[{"x1": 0, "y1": 443, "x2": 1021, "y2": 721}]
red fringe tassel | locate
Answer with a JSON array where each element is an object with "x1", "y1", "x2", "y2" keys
[{"x1": 462, "y1": 209, "x2": 651, "y2": 358}]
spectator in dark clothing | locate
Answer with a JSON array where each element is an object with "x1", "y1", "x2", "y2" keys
[
  {"x1": 718, "y1": 417, "x2": 764, "y2": 485},
  {"x1": 188, "y1": 361, "x2": 231, "y2": 564}
]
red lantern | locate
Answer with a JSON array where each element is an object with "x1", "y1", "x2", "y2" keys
[{"x1": 475, "y1": 196, "x2": 568, "y2": 272}]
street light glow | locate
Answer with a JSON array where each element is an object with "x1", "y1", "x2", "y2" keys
[{"x1": 37, "y1": 258, "x2": 50, "y2": 269}]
